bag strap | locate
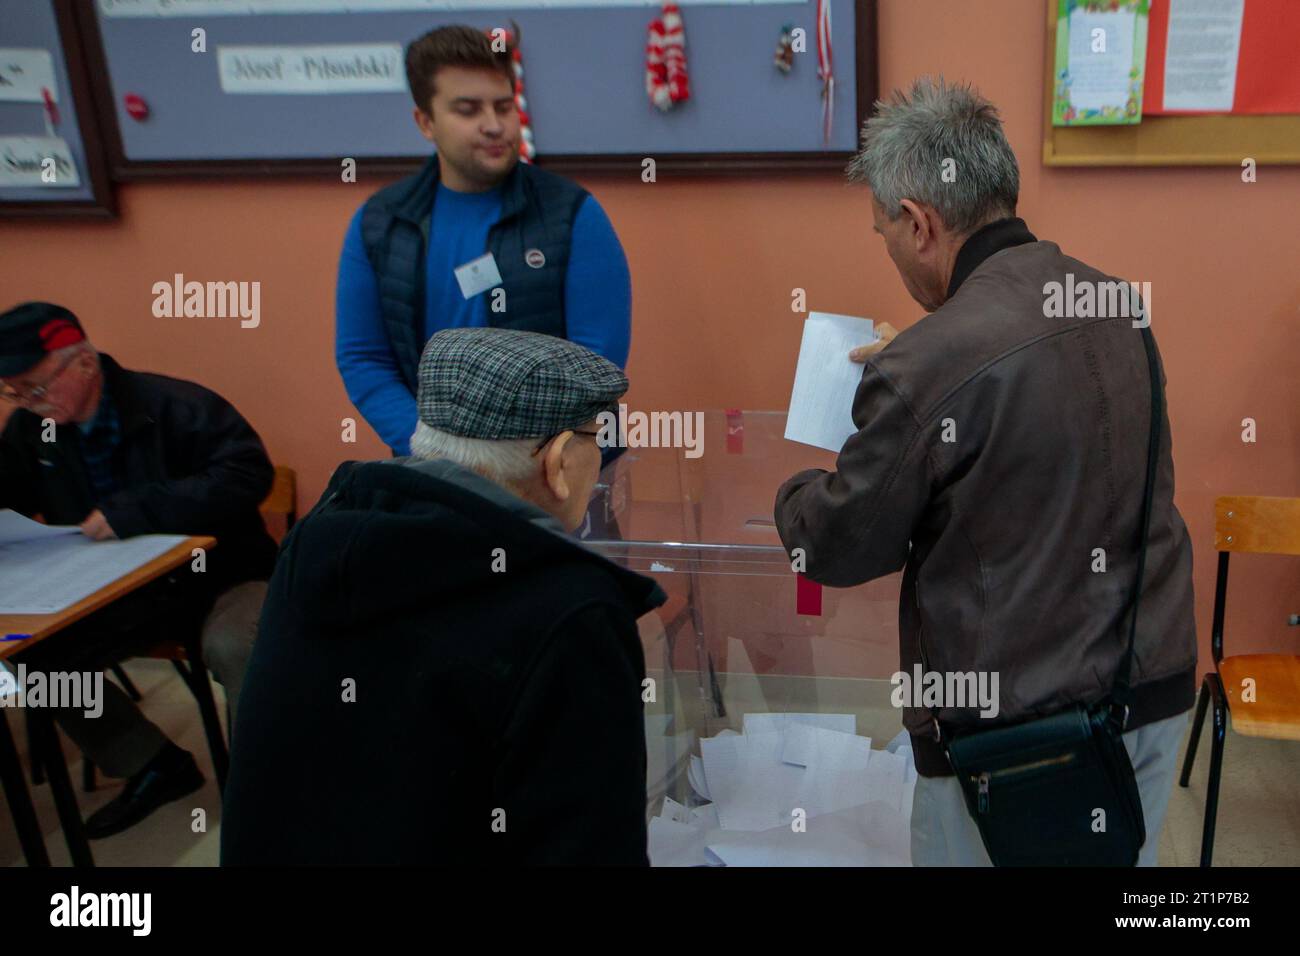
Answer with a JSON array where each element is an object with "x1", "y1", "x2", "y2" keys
[{"x1": 1107, "y1": 324, "x2": 1163, "y2": 729}]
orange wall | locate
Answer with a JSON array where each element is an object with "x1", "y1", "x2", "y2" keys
[{"x1": 3, "y1": 0, "x2": 1297, "y2": 657}]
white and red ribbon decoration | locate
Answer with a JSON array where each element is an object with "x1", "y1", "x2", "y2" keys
[
  {"x1": 645, "y1": 17, "x2": 671, "y2": 110},
  {"x1": 488, "y1": 23, "x2": 534, "y2": 163},
  {"x1": 662, "y1": 3, "x2": 690, "y2": 105},
  {"x1": 816, "y1": 0, "x2": 834, "y2": 144},
  {"x1": 646, "y1": 2, "x2": 690, "y2": 112}
]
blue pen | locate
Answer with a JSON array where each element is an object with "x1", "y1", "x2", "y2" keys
[{"x1": 2, "y1": 634, "x2": 32, "y2": 642}]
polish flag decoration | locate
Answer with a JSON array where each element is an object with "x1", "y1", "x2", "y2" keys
[
  {"x1": 661, "y1": 3, "x2": 690, "y2": 106},
  {"x1": 645, "y1": 18, "x2": 671, "y2": 111},
  {"x1": 646, "y1": 2, "x2": 690, "y2": 112},
  {"x1": 487, "y1": 23, "x2": 535, "y2": 163},
  {"x1": 816, "y1": 0, "x2": 834, "y2": 144}
]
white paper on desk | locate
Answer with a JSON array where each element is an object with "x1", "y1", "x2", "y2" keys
[
  {"x1": 0, "y1": 532, "x2": 188, "y2": 614},
  {"x1": 0, "y1": 660, "x2": 18, "y2": 701},
  {"x1": 1163, "y1": 0, "x2": 1244, "y2": 112},
  {"x1": 784, "y1": 311, "x2": 876, "y2": 451},
  {"x1": 0, "y1": 509, "x2": 80, "y2": 546}
]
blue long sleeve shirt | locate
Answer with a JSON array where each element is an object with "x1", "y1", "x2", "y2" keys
[{"x1": 335, "y1": 183, "x2": 632, "y2": 455}]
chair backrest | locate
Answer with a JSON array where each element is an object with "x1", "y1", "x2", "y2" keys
[
  {"x1": 1215, "y1": 496, "x2": 1300, "y2": 556},
  {"x1": 259, "y1": 465, "x2": 298, "y2": 529}
]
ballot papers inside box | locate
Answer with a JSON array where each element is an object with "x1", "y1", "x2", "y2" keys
[
  {"x1": 648, "y1": 719, "x2": 918, "y2": 867},
  {"x1": 583, "y1": 413, "x2": 913, "y2": 865}
]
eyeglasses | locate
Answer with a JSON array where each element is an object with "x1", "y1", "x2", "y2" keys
[
  {"x1": 0, "y1": 350, "x2": 82, "y2": 404},
  {"x1": 530, "y1": 428, "x2": 602, "y2": 457}
]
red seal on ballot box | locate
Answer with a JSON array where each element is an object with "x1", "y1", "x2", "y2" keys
[
  {"x1": 124, "y1": 93, "x2": 149, "y2": 121},
  {"x1": 796, "y1": 573, "x2": 823, "y2": 616},
  {"x1": 725, "y1": 408, "x2": 744, "y2": 454}
]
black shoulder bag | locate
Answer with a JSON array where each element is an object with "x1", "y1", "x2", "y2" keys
[{"x1": 941, "y1": 325, "x2": 1162, "y2": 866}]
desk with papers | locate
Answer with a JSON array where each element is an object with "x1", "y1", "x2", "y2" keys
[{"x1": 0, "y1": 511, "x2": 215, "y2": 867}]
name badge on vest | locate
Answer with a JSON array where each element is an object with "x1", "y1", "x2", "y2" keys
[{"x1": 453, "y1": 252, "x2": 503, "y2": 300}]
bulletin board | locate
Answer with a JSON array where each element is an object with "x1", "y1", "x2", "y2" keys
[
  {"x1": 1043, "y1": 0, "x2": 1300, "y2": 166},
  {"x1": 75, "y1": 0, "x2": 879, "y2": 178},
  {"x1": 0, "y1": 0, "x2": 115, "y2": 217}
]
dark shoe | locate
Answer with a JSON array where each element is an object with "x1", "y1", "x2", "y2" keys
[{"x1": 84, "y1": 745, "x2": 204, "y2": 839}]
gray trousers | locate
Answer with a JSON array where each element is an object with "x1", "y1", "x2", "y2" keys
[
  {"x1": 910, "y1": 710, "x2": 1190, "y2": 866},
  {"x1": 51, "y1": 580, "x2": 267, "y2": 779}
]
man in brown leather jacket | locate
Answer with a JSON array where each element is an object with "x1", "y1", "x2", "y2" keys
[{"x1": 774, "y1": 78, "x2": 1196, "y2": 866}]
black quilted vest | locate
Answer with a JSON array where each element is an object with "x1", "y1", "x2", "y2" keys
[{"x1": 360, "y1": 154, "x2": 589, "y2": 392}]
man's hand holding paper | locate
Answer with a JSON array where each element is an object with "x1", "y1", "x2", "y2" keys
[{"x1": 849, "y1": 321, "x2": 899, "y2": 362}]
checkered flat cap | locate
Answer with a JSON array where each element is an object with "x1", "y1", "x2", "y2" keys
[{"x1": 417, "y1": 327, "x2": 628, "y2": 440}]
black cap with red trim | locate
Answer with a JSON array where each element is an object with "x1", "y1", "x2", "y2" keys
[{"x1": 0, "y1": 302, "x2": 87, "y2": 378}]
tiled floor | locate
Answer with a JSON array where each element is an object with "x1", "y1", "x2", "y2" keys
[{"x1": 2, "y1": 659, "x2": 1298, "y2": 867}]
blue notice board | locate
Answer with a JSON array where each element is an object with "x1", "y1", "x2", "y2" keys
[
  {"x1": 77, "y1": 0, "x2": 877, "y2": 176},
  {"x1": 1, "y1": 0, "x2": 114, "y2": 216}
]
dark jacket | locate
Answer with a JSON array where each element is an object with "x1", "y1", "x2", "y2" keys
[
  {"x1": 221, "y1": 456, "x2": 666, "y2": 866},
  {"x1": 0, "y1": 353, "x2": 276, "y2": 597},
  {"x1": 775, "y1": 220, "x2": 1197, "y2": 777},
  {"x1": 360, "y1": 154, "x2": 589, "y2": 393}
]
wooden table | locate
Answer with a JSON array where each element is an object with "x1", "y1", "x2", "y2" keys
[{"x1": 1, "y1": 536, "x2": 215, "y2": 867}]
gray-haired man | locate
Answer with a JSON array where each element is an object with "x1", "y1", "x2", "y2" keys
[
  {"x1": 774, "y1": 78, "x2": 1196, "y2": 866},
  {"x1": 223, "y1": 327, "x2": 665, "y2": 865}
]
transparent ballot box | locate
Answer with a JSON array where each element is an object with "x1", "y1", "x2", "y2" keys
[{"x1": 582, "y1": 411, "x2": 916, "y2": 866}]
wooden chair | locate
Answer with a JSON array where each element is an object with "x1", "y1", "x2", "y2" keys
[
  {"x1": 1178, "y1": 495, "x2": 1300, "y2": 866},
  {"x1": 260, "y1": 465, "x2": 299, "y2": 533},
  {"x1": 81, "y1": 466, "x2": 297, "y2": 795}
]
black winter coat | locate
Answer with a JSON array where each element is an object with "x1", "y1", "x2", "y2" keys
[{"x1": 221, "y1": 457, "x2": 665, "y2": 866}]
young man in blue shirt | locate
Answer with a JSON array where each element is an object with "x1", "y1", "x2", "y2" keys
[{"x1": 336, "y1": 25, "x2": 632, "y2": 456}]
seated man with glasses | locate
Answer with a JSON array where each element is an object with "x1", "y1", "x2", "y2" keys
[
  {"x1": 222, "y1": 327, "x2": 665, "y2": 865},
  {"x1": 0, "y1": 301, "x2": 277, "y2": 839}
]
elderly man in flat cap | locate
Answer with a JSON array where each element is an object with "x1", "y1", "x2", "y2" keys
[
  {"x1": 0, "y1": 301, "x2": 276, "y2": 839},
  {"x1": 222, "y1": 327, "x2": 665, "y2": 866}
]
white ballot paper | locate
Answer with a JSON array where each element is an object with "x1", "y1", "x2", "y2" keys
[
  {"x1": 653, "y1": 718, "x2": 916, "y2": 866},
  {"x1": 0, "y1": 510, "x2": 80, "y2": 545},
  {"x1": 784, "y1": 311, "x2": 876, "y2": 452},
  {"x1": 704, "y1": 800, "x2": 910, "y2": 867},
  {"x1": 0, "y1": 510, "x2": 188, "y2": 615}
]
